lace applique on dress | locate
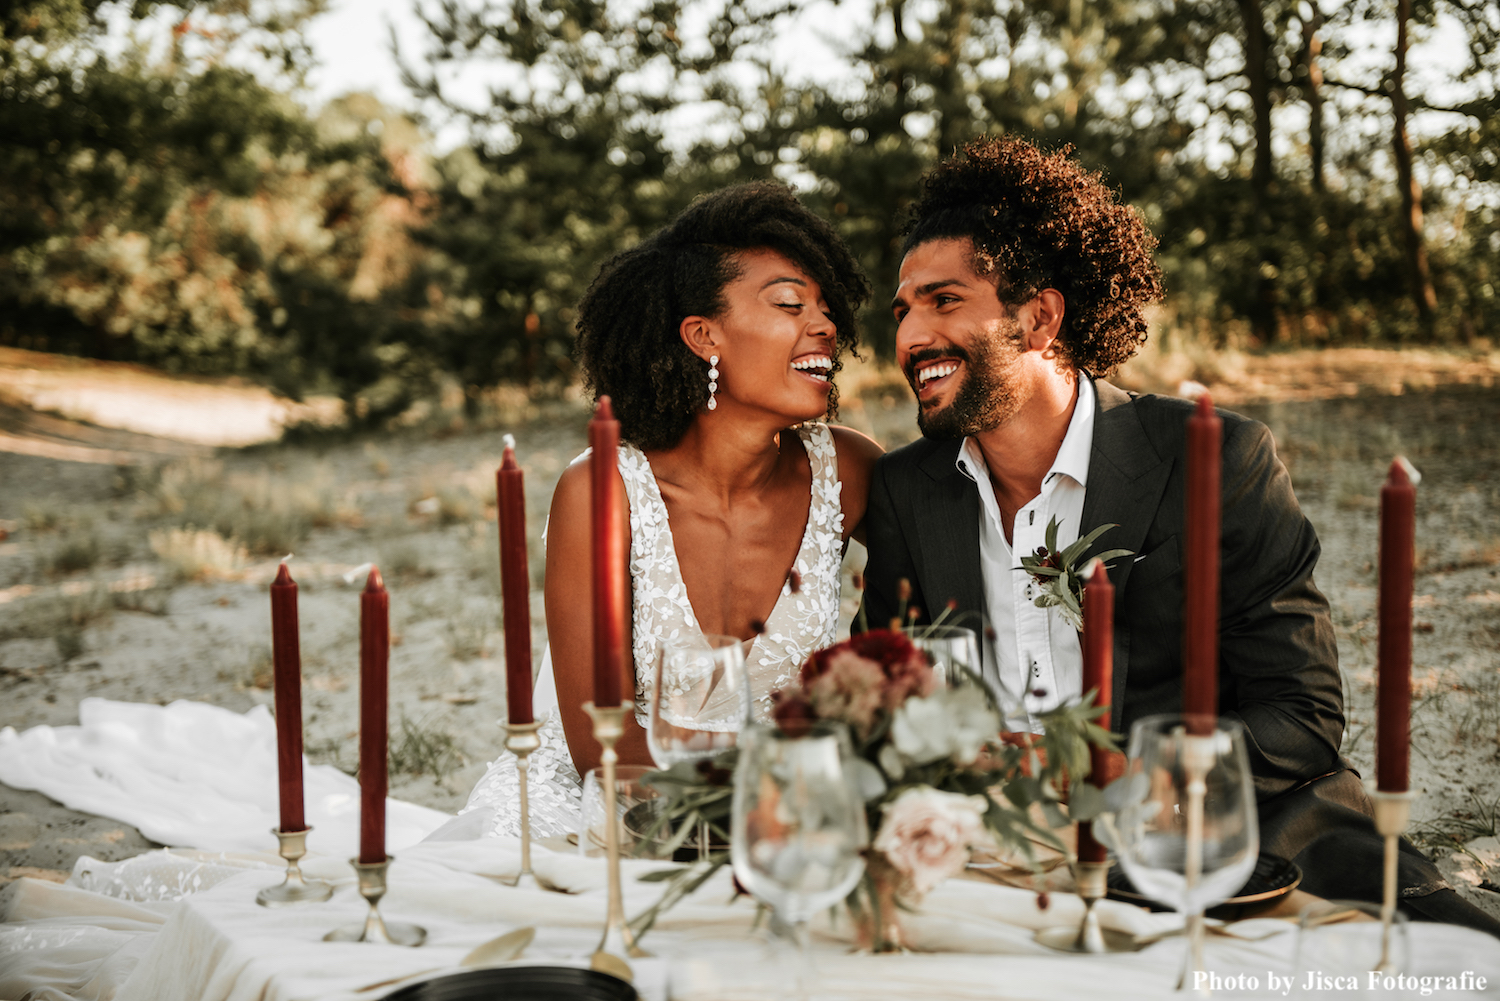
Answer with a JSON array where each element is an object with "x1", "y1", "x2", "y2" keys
[
  {"x1": 621, "y1": 422, "x2": 844, "y2": 724},
  {"x1": 461, "y1": 708, "x2": 584, "y2": 840}
]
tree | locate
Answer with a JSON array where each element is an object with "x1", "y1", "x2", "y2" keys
[
  {"x1": 0, "y1": 2, "x2": 453, "y2": 422},
  {"x1": 1391, "y1": 0, "x2": 1438, "y2": 328}
]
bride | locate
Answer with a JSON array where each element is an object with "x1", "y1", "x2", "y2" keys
[{"x1": 462, "y1": 181, "x2": 881, "y2": 836}]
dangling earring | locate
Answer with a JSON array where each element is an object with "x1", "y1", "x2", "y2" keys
[{"x1": 706, "y1": 355, "x2": 720, "y2": 411}]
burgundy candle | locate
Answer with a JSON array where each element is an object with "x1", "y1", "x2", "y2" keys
[
  {"x1": 498, "y1": 437, "x2": 534, "y2": 725},
  {"x1": 589, "y1": 398, "x2": 628, "y2": 707},
  {"x1": 1183, "y1": 393, "x2": 1221, "y2": 733},
  {"x1": 1376, "y1": 459, "x2": 1416, "y2": 793},
  {"x1": 358, "y1": 567, "x2": 390, "y2": 864},
  {"x1": 269, "y1": 561, "x2": 306, "y2": 833},
  {"x1": 1077, "y1": 559, "x2": 1114, "y2": 864}
]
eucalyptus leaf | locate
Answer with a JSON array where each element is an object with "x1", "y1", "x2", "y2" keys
[{"x1": 1068, "y1": 781, "x2": 1107, "y2": 821}]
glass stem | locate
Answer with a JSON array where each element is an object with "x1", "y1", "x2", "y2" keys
[
  {"x1": 1178, "y1": 909, "x2": 1209, "y2": 995},
  {"x1": 792, "y1": 917, "x2": 813, "y2": 1001},
  {"x1": 769, "y1": 912, "x2": 813, "y2": 1001}
]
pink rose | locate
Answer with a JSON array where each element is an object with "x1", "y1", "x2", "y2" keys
[
  {"x1": 872, "y1": 787, "x2": 990, "y2": 899},
  {"x1": 806, "y1": 650, "x2": 887, "y2": 735}
]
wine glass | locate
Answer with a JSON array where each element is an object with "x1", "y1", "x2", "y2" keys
[
  {"x1": 648, "y1": 634, "x2": 750, "y2": 765},
  {"x1": 899, "y1": 624, "x2": 982, "y2": 689},
  {"x1": 1293, "y1": 899, "x2": 1410, "y2": 995},
  {"x1": 648, "y1": 634, "x2": 750, "y2": 855},
  {"x1": 731, "y1": 720, "x2": 868, "y2": 1000},
  {"x1": 1109, "y1": 714, "x2": 1258, "y2": 994},
  {"x1": 578, "y1": 764, "x2": 666, "y2": 858}
]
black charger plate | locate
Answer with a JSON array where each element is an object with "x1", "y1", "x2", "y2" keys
[
  {"x1": 1107, "y1": 852, "x2": 1302, "y2": 921},
  {"x1": 384, "y1": 966, "x2": 637, "y2": 1001}
]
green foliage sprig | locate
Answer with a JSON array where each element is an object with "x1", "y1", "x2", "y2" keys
[{"x1": 1018, "y1": 518, "x2": 1132, "y2": 632}]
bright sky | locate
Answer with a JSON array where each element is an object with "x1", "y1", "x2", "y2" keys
[
  {"x1": 303, "y1": 0, "x2": 431, "y2": 113},
  {"x1": 300, "y1": 0, "x2": 867, "y2": 152}
]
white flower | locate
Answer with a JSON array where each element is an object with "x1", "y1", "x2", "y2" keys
[
  {"x1": 873, "y1": 786, "x2": 991, "y2": 898},
  {"x1": 890, "y1": 686, "x2": 1001, "y2": 766}
]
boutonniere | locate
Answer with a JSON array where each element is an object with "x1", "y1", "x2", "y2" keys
[{"x1": 1018, "y1": 517, "x2": 1132, "y2": 631}]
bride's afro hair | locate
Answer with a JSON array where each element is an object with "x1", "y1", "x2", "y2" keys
[
  {"x1": 575, "y1": 182, "x2": 870, "y2": 451},
  {"x1": 902, "y1": 136, "x2": 1164, "y2": 376}
]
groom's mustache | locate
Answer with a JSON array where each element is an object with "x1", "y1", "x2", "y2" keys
[{"x1": 902, "y1": 347, "x2": 972, "y2": 386}]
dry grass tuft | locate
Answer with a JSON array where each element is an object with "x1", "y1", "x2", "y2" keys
[
  {"x1": 149, "y1": 528, "x2": 246, "y2": 581},
  {"x1": 389, "y1": 713, "x2": 464, "y2": 782}
]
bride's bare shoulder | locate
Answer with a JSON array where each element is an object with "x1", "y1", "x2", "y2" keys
[{"x1": 826, "y1": 424, "x2": 884, "y2": 541}]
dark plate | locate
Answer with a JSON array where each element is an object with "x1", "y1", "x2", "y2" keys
[
  {"x1": 383, "y1": 966, "x2": 637, "y2": 1001},
  {"x1": 1107, "y1": 852, "x2": 1303, "y2": 921}
]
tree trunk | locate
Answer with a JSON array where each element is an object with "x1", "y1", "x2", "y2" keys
[
  {"x1": 1301, "y1": 7, "x2": 1325, "y2": 193},
  {"x1": 1392, "y1": 0, "x2": 1437, "y2": 330},
  {"x1": 1238, "y1": 0, "x2": 1277, "y2": 343}
]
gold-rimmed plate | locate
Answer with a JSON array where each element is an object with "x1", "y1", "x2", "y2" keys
[{"x1": 1107, "y1": 852, "x2": 1303, "y2": 920}]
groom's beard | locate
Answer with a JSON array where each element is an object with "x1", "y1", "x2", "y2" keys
[{"x1": 910, "y1": 329, "x2": 1022, "y2": 440}]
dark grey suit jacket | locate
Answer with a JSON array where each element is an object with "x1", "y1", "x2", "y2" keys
[{"x1": 859, "y1": 378, "x2": 1345, "y2": 800}]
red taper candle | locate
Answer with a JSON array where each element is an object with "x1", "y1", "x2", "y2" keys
[
  {"x1": 358, "y1": 566, "x2": 389, "y2": 863},
  {"x1": 498, "y1": 437, "x2": 534, "y2": 724},
  {"x1": 1077, "y1": 559, "x2": 1114, "y2": 864},
  {"x1": 1376, "y1": 458, "x2": 1416, "y2": 792},
  {"x1": 1183, "y1": 393, "x2": 1221, "y2": 734},
  {"x1": 590, "y1": 397, "x2": 627, "y2": 707},
  {"x1": 269, "y1": 561, "x2": 306, "y2": 833}
]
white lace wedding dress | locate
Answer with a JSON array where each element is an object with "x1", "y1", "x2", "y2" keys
[{"x1": 460, "y1": 421, "x2": 846, "y2": 839}]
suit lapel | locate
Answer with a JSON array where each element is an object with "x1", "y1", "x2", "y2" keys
[
  {"x1": 913, "y1": 442, "x2": 986, "y2": 625},
  {"x1": 1080, "y1": 380, "x2": 1174, "y2": 729}
]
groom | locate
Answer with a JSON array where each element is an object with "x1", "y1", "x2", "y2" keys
[{"x1": 859, "y1": 136, "x2": 1499, "y2": 933}]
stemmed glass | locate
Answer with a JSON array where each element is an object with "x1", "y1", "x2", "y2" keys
[
  {"x1": 731, "y1": 721, "x2": 868, "y2": 1000},
  {"x1": 899, "y1": 624, "x2": 982, "y2": 689},
  {"x1": 1108, "y1": 714, "x2": 1258, "y2": 995},
  {"x1": 648, "y1": 634, "x2": 750, "y2": 855}
]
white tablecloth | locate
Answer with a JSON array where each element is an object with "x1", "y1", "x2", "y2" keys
[
  {"x1": 7, "y1": 838, "x2": 1498, "y2": 1000},
  {"x1": 0, "y1": 699, "x2": 449, "y2": 856}
]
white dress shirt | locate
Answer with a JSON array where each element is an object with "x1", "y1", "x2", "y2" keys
[{"x1": 957, "y1": 376, "x2": 1095, "y2": 732}]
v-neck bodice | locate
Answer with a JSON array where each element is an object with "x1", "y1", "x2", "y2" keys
[{"x1": 617, "y1": 422, "x2": 845, "y2": 725}]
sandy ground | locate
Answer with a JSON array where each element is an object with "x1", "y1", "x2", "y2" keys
[{"x1": 1, "y1": 345, "x2": 1498, "y2": 920}]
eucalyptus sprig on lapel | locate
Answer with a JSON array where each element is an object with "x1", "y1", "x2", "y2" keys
[{"x1": 1018, "y1": 517, "x2": 1132, "y2": 631}]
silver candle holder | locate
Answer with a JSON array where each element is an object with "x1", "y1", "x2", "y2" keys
[
  {"x1": 1035, "y1": 858, "x2": 1135, "y2": 953},
  {"x1": 324, "y1": 856, "x2": 426, "y2": 947},
  {"x1": 503, "y1": 720, "x2": 543, "y2": 889},
  {"x1": 1372, "y1": 789, "x2": 1415, "y2": 974},
  {"x1": 583, "y1": 702, "x2": 648, "y2": 983},
  {"x1": 256, "y1": 826, "x2": 335, "y2": 907}
]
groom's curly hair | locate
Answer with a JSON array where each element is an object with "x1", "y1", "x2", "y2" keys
[
  {"x1": 575, "y1": 182, "x2": 870, "y2": 451},
  {"x1": 903, "y1": 136, "x2": 1164, "y2": 376}
]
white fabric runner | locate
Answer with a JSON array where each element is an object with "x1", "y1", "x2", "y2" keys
[
  {"x1": 5, "y1": 838, "x2": 1500, "y2": 1001},
  {"x1": 0, "y1": 698, "x2": 450, "y2": 856}
]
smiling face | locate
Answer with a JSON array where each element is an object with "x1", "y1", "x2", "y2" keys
[
  {"x1": 892, "y1": 238, "x2": 1027, "y2": 439},
  {"x1": 685, "y1": 247, "x2": 839, "y2": 424}
]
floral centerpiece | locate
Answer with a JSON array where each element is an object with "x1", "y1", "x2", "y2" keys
[{"x1": 630, "y1": 627, "x2": 1115, "y2": 952}]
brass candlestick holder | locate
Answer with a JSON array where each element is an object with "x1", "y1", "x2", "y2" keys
[
  {"x1": 1035, "y1": 858, "x2": 1134, "y2": 953},
  {"x1": 503, "y1": 720, "x2": 543, "y2": 888},
  {"x1": 324, "y1": 856, "x2": 426, "y2": 947},
  {"x1": 256, "y1": 826, "x2": 334, "y2": 907},
  {"x1": 583, "y1": 701, "x2": 648, "y2": 983},
  {"x1": 1372, "y1": 789, "x2": 1414, "y2": 974}
]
